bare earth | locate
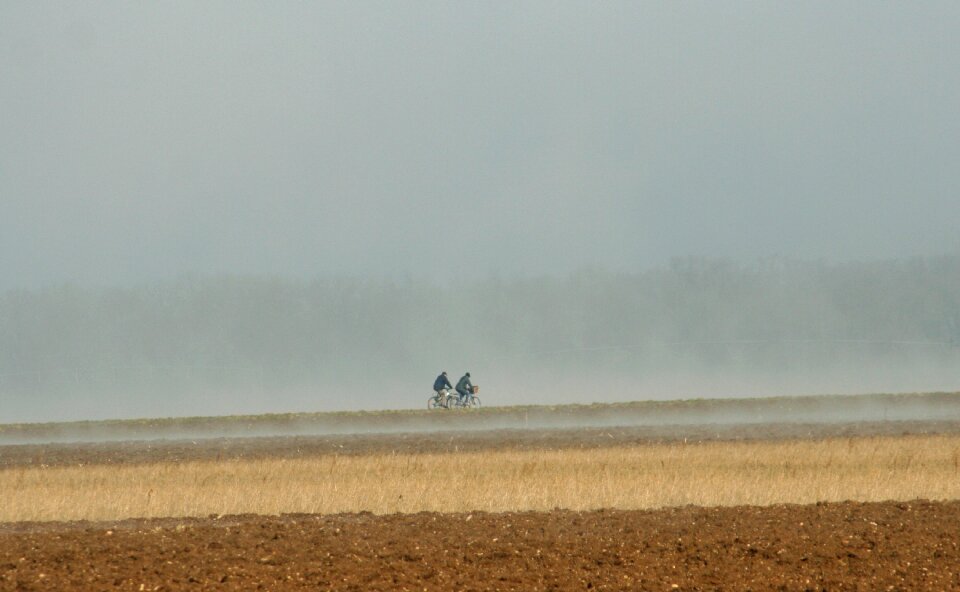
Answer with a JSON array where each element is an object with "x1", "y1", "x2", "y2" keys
[
  {"x1": 1, "y1": 418, "x2": 959, "y2": 590},
  {"x1": 1, "y1": 501, "x2": 958, "y2": 591}
]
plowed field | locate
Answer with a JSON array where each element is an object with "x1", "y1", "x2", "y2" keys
[{"x1": 1, "y1": 501, "x2": 958, "y2": 591}]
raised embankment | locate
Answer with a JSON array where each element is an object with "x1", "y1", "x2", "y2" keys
[{"x1": 1, "y1": 391, "x2": 958, "y2": 444}]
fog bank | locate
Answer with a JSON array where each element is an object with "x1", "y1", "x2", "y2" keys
[{"x1": 2, "y1": 257, "x2": 958, "y2": 422}]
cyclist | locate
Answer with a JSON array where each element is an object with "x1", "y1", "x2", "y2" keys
[
  {"x1": 433, "y1": 371, "x2": 453, "y2": 398},
  {"x1": 455, "y1": 372, "x2": 474, "y2": 404}
]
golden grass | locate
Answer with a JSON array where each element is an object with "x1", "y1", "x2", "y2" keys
[{"x1": 2, "y1": 434, "x2": 959, "y2": 522}]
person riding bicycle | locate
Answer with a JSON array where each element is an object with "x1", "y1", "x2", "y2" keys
[
  {"x1": 455, "y1": 372, "x2": 474, "y2": 404},
  {"x1": 433, "y1": 371, "x2": 452, "y2": 397}
]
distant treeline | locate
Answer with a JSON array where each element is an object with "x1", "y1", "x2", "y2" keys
[{"x1": 2, "y1": 256, "x2": 960, "y2": 394}]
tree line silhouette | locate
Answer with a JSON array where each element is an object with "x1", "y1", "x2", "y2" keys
[{"x1": 1, "y1": 256, "x2": 958, "y2": 399}]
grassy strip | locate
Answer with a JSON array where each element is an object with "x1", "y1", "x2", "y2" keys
[{"x1": 2, "y1": 433, "x2": 959, "y2": 522}]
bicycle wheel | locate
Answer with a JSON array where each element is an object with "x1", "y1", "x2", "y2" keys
[
  {"x1": 469, "y1": 395, "x2": 481, "y2": 408},
  {"x1": 428, "y1": 396, "x2": 441, "y2": 410}
]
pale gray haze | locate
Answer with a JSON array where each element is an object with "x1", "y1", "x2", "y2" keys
[{"x1": 2, "y1": 2, "x2": 959, "y2": 422}]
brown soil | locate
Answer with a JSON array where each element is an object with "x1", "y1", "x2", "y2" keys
[{"x1": 0, "y1": 501, "x2": 957, "y2": 591}]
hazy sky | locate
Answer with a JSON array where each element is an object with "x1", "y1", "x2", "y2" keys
[{"x1": 3, "y1": 2, "x2": 959, "y2": 289}]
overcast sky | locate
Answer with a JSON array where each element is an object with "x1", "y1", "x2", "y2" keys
[{"x1": 2, "y1": 2, "x2": 959, "y2": 289}]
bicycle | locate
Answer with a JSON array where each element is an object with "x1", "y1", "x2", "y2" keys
[
  {"x1": 447, "y1": 390, "x2": 480, "y2": 409},
  {"x1": 427, "y1": 387, "x2": 481, "y2": 409},
  {"x1": 428, "y1": 389, "x2": 454, "y2": 409}
]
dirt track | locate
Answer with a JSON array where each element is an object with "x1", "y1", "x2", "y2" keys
[
  {"x1": 3, "y1": 419, "x2": 959, "y2": 469},
  {"x1": 0, "y1": 501, "x2": 957, "y2": 591}
]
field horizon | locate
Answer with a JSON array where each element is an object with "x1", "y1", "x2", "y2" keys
[{"x1": 1, "y1": 390, "x2": 959, "y2": 445}]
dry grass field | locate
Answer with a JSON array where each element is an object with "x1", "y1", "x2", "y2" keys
[{"x1": 2, "y1": 433, "x2": 958, "y2": 522}]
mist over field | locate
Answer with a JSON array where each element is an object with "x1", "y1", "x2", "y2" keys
[
  {"x1": 2, "y1": 258, "x2": 959, "y2": 422},
  {"x1": 2, "y1": 3, "x2": 960, "y2": 421}
]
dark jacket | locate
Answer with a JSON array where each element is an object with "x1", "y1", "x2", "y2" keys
[
  {"x1": 433, "y1": 373, "x2": 452, "y2": 391},
  {"x1": 456, "y1": 374, "x2": 473, "y2": 394}
]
